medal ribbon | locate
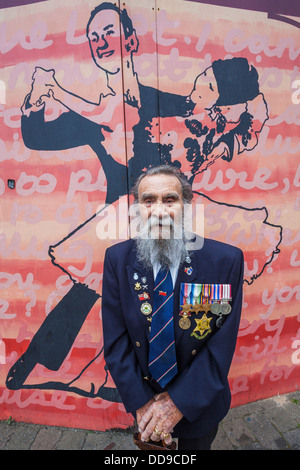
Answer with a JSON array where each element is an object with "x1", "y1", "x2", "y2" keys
[
  {"x1": 211, "y1": 284, "x2": 220, "y2": 302},
  {"x1": 193, "y1": 284, "x2": 201, "y2": 305},
  {"x1": 202, "y1": 284, "x2": 210, "y2": 302},
  {"x1": 222, "y1": 284, "x2": 232, "y2": 300}
]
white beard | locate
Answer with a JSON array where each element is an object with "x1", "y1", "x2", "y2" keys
[{"x1": 135, "y1": 213, "x2": 189, "y2": 270}]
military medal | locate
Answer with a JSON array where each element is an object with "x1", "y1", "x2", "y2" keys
[
  {"x1": 201, "y1": 284, "x2": 212, "y2": 313},
  {"x1": 179, "y1": 283, "x2": 192, "y2": 329},
  {"x1": 220, "y1": 284, "x2": 232, "y2": 315},
  {"x1": 191, "y1": 284, "x2": 203, "y2": 315},
  {"x1": 191, "y1": 313, "x2": 212, "y2": 340},
  {"x1": 179, "y1": 315, "x2": 191, "y2": 330},
  {"x1": 141, "y1": 302, "x2": 152, "y2": 315},
  {"x1": 211, "y1": 284, "x2": 221, "y2": 314}
]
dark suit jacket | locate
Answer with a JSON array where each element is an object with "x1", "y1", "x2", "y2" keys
[{"x1": 102, "y1": 237, "x2": 244, "y2": 438}]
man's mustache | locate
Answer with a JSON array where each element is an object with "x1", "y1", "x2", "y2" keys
[{"x1": 147, "y1": 214, "x2": 174, "y2": 228}]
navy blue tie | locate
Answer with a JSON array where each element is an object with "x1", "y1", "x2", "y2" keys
[{"x1": 148, "y1": 267, "x2": 177, "y2": 388}]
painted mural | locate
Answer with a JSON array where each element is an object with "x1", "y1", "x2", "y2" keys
[{"x1": 0, "y1": 0, "x2": 299, "y2": 431}]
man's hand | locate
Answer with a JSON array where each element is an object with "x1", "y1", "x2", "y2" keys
[
  {"x1": 138, "y1": 392, "x2": 183, "y2": 445},
  {"x1": 136, "y1": 398, "x2": 155, "y2": 429}
]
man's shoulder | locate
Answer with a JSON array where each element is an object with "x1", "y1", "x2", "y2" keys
[
  {"x1": 191, "y1": 236, "x2": 243, "y2": 262},
  {"x1": 105, "y1": 238, "x2": 135, "y2": 260}
]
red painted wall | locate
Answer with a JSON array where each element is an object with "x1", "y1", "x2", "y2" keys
[{"x1": 0, "y1": 0, "x2": 299, "y2": 430}]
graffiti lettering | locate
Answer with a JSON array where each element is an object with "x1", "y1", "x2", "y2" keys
[
  {"x1": 0, "y1": 388, "x2": 75, "y2": 410},
  {"x1": 261, "y1": 285, "x2": 300, "y2": 318},
  {"x1": 194, "y1": 167, "x2": 279, "y2": 191},
  {"x1": 0, "y1": 21, "x2": 53, "y2": 54},
  {"x1": 16, "y1": 171, "x2": 57, "y2": 197},
  {"x1": 291, "y1": 340, "x2": 300, "y2": 365},
  {"x1": 292, "y1": 80, "x2": 300, "y2": 104},
  {"x1": 224, "y1": 28, "x2": 299, "y2": 60},
  {"x1": 0, "y1": 339, "x2": 6, "y2": 364}
]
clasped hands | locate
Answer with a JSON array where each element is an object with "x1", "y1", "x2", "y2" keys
[{"x1": 136, "y1": 392, "x2": 183, "y2": 446}]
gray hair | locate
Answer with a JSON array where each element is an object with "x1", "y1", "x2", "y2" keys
[{"x1": 131, "y1": 165, "x2": 193, "y2": 204}]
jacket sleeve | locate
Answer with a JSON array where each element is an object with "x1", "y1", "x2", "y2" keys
[
  {"x1": 21, "y1": 95, "x2": 103, "y2": 151},
  {"x1": 101, "y1": 249, "x2": 155, "y2": 414},
  {"x1": 168, "y1": 248, "x2": 244, "y2": 422}
]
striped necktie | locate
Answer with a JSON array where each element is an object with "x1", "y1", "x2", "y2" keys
[{"x1": 148, "y1": 267, "x2": 177, "y2": 388}]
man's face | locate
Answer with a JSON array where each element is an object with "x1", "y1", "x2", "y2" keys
[
  {"x1": 190, "y1": 66, "x2": 219, "y2": 112},
  {"x1": 87, "y1": 9, "x2": 122, "y2": 74},
  {"x1": 137, "y1": 174, "x2": 184, "y2": 240}
]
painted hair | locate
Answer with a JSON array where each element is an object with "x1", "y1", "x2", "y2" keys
[{"x1": 86, "y1": 2, "x2": 134, "y2": 39}]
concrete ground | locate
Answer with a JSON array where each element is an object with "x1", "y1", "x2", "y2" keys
[{"x1": 1, "y1": 391, "x2": 299, "y2": 450}]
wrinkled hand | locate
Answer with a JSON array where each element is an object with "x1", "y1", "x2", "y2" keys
[
  {"x1": 136, "y1": 398, "x2": 155, "y2": 429},
  {"x1": 138, "y1": 392, "x2": 183, "y2": 445}
]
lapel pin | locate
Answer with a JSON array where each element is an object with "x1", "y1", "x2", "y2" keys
[
  {"x1": 134, "y1": 282, "x2": 142, "y2": 290},
  {"x1": 184, "y1": 267, "x2": 193, "y2": 275},
  {"x1": 133, "y1": 272, "x2": 139, "y2": 280},
  {"x1": 141, "y1": 302, "x2": 152, "y2": 315}
]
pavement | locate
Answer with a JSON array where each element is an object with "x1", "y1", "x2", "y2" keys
[{"x1": 1, "y1": 391, "x2": 299, "y2": 451}]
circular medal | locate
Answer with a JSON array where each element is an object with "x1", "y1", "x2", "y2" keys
[
  {"x1": 220, "y1": 302, "x2": 232, "y2": 315},
  {"x1": 211, "y1": 302, "x2": 221, "y2": 314},
  {"x1": 141, "y1": 302, "x2": 152, "y2": 315},
  {"x1": 179, "y1": 316, "x2": 191, "y2": 330},
  {"x1": 216, "y1": 316, "x2": 224, "y2": 328}
]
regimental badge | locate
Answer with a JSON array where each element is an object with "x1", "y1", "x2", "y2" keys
[
  {"x1": 184, "y1": 267, "x2": 193, "y2": 275},
  {"x1": 141, "y1": 302, "x2": 152, "y2": 315},
  {"x1": 134, "y1": 282, "x2": 142, "y2": 291},
  {"x1": 191, "y1": 313, "x2": 212, "y2": 340},
  {"x1": 139, "y1": 292, "x2": 150, "y2": 301}
]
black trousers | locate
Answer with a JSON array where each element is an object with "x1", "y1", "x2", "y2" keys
[{"x1": 177, "y1": 426, "x2": 218, "y2": 450}]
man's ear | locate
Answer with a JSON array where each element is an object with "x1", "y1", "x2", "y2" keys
[{"x1": 124, "y1": 30, "x2": 139, "y2": 53}]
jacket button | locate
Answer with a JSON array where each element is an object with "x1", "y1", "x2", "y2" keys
[
  {"x1": 191, "y1": 349, "x2": 197, "y2": 355},
  {"x1": 135, "y1": 341, "x2": 141, "y2": 348}
]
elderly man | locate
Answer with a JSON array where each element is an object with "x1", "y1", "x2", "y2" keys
[{"x1": 102, "y1": 165, "x2": 244, "y2": 450}]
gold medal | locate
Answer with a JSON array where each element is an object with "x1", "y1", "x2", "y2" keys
[
  {"x1": 201, "y1": 298, "x2": 212, "y2": 314},
  {"x1": 180, "y1": 302, "x2": 192, "y2": 316},
  {"x1": 141, "y1": 302, "x2": 152, "y2": 315},
  {"x1": 179, "y1": 315, "x2": 191, "y2": 330},
  {"x1": 191, "y1": 301, "x2": 203, "y2": 315}
]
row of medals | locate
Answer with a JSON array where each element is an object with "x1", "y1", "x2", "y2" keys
[
  {"x1": 134, "y1": 273, "x2": 232, "y2": 330},
  {"x1": 179, "y1": 296, "x2": 232, "y2": 330}
]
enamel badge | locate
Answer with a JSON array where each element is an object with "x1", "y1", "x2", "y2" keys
[
  {"x1": 141, "y1": 302, "x2": 152, "y2": 315},
  {"x1": 191, "y1": 313, "x2": 212, "y2": 340}
]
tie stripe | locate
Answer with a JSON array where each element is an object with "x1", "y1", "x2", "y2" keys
[
  {"x1": 152, "y1": 292, "x2": 174, "y2": 317},
  {"x1": 148, "y1": 340, "x2": 175, "y2": 367},
  {"x1": 156, "y1": 362, "x2": 177, "y2": 384},
  {"x1": 154, "y1": 271, "x2": 169, "y2": 291},
  {"x1": 149, "y1": 317, "x2": 173, "y2": 343}
]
